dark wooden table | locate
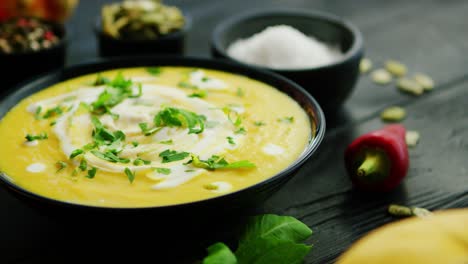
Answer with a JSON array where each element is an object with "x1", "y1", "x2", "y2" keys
[{"x1": 2, "y1": 0, "x2": 467, "y2": 263}]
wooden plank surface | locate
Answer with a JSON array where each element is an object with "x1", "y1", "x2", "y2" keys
[{"x1": 1, "y1": 0, "x2": 467, "y2": 263}]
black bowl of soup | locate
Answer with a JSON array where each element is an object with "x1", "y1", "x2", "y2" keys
[{"x1": 0, "y1": 56, "x2": 324, "y2": 261}]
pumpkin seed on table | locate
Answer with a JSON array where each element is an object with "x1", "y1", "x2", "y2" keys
[
  {"x1": 397, "y1": 78, "x2": 424, "y2": 96},
  {"x1": 380, "y1": 106, "x2": 406, "y2": 122},
  {"x1": 371, "y1": 69, "x2": 392, "y2": 85},
  {"x1": 405, "y1": 130, "x2": 420, "y2": 147},
  {"x1": 385, "y1": 60, "x2": 407, "y2": 77},
  {"x1": 413, "y1": 73, "x2": 435, "y2": 91},
  {"x1": 360, "y1": 58, "x2": 373, "y2": 74}
]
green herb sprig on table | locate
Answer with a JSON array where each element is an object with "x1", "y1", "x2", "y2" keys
[{"x1": 202, "y1": 214, "x2": 313, "y2": 264}]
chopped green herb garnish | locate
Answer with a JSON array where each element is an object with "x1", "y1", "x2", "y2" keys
[
  {"x1": 86, "y1": 167, "x2": 97, "y2": 179},
  {"x1": 49, "y1": 121, "x2": 57, "y2": 126},
  {"x1": 42, "y1": 106, "x2": 64, "y2": 119},
  {"x1": 147, "y1": 67, "x2": 162, "y2": 75},
  {"x1": 154, "y1": 107, "x2": 205, "y2": 134},
  {"x1": 277, "y1": 116, "x2": 294, "y2": 123},
  {"x1": 159, "y1": 139, "x2": 173, "y2": 145},
  {"x1": 91, "y1": 116, "x2": 126, "y2": 150},
  {"x1": 227, "y1": 136, "x2": 235, "y2": 145},
  {"x1": 133, "y1": 158, "x2": 151, "y2": 166},
  {"x1": 55, "y1": 161, "x2": 67, "y2": 172},
  {"x1": 70, "y1": 149, "x2": 84, "y2": 159},
  {"x1": 124, "y1": 167, "x2": 135, "y2": 183},
  {"x1": 190, "y1": 154, "x2": 255, "y2": 170},
  {"x1": 222, "y1": 106, "x2": 243, "y2": 127},
  {"x1": 91, "y1": 72, "x2": 140, "y2": 116},
  {"x1": 235, "y1": 127, "x2": 247, "y2": 134},
  {"x1": 236, "y1": 87, "x2": 244, "y2": 97},
  {"x1": 131, "y1": 141, "x2": 139, "y2": 147},
  {"x1": 254, "y1": 121, "x2": 266, "y2": 126},
  {"x1": 188, "y1": 90, "x2": 207, "y2": 98},
  {"x1": 91, "y1": 150, "x2": 130, "y2": 163},
  {"x1": 34, "y1": 106, "x2": 42, "y2": 120},
  {"x1": 25, "y1": 132, "x2": 48, "y2": 141},
  {"x1": 93, "y1": 73, "x2": 110, "y2": 86},
  {"x1": 79, "y1": 159, "x2": 87, "y2": 171},
  {"x1": 178, "y1": 81, "x2": 197, "y2": 89},
  {"x1": 138, "y1": 122, "x2": 162, "y2": 136},
  {"x1": 159, "y1": 149, "x2": 190, "y2": 163},
  {"x1": 155, "y1": 168, "x2": 171, "y2": 175},
  {"x1": 185, "y1": 169, "x2": 195, "y2": 172}
]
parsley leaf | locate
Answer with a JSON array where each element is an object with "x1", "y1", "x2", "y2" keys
[
  {"x1": 277, "y1": 116, "x2": 294, "y2": 123},
  {"x1": 190, "y1": 155, "x2": 255, "y2": 170},
  {"x1": 227, "y1": 136, "x2": 235, "y2": 145},
  {"x1": 133, "y1": 157, "x2": 151, "y2": 166},
  {"x1": 69, "y1": 149, "x2": 84, "y2": 159},
  {"x1": 188, "y1": 90, "x2": 207, "y2": 98},
  {"x1": 124, "y1": 167, "x2": 135, "y2": 183},
  {"x1": 159, "y1": 149, "x2": 190, "y2": 163},
  {"x1": 155, "y1": 168, "x2": 171, "y2": 175},
  {"x1": 147, "y1": 67, "x2": 162, "y2": 75},
  {"x1": 154, "y1": 107, "x2": 205, "y2": 134},
  {"x1": 254, "y1": 121, "x2": 266, "y2": 126},
  {"x1": 34, "y1": 106, "x2": 42, "y2": 120},
  {"x1": 25, "y1": 132, "x2": 48, "y2": 141},
  {"x1": 86, "y1": 167, "x2": 97, "y2": 179},
  {"x1": 236, "y1": 87, "x2": 244, "y2": 97},
  {"x1": 91, "y1": 72, "x2": 140, "y2": 116},
  {"x1": 42, "y1": 106, "x2": 64, "y2": 119},
  {"x1": 159, "y1": 139, "x2": 173, "y2": 145},
  {"x1": 138, "y1": 122, "x2": 162, "y2": 136},
  {"x1": 93, "y1": 73, "x2": 110, "y2": 86},
  {"x1": 55, "y1": 161, "x2": 67, "y2": 172},
  {"x1": 90, "y1": 150, "x2": 130, "y2": 163},
  {"x1": 79, "y1": 159, "x2": 87, "y2": 171}
]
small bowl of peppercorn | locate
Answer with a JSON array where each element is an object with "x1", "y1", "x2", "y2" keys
[
  {"x1": 0, "y1": 17, "x2": 67, "y2": 92},
  {"x1": 95, "y1": 0, "x2": 191, "y2": 57}
]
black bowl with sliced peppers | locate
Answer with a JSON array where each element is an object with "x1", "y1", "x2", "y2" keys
[{"x1": 0, "y1": 17, "x2": 66, "y2": 92}]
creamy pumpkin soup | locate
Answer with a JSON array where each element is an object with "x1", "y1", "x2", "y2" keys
[{"x1": 0, "y1": 67, "x2": 312, "y2": 207}]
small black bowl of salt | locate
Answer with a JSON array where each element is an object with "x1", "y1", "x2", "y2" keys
[{"x1": 211, "y1": 8, "x2": 363, "y2": 112}]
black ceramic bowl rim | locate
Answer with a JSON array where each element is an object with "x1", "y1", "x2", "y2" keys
[
  {"x1": 212, "y1": 8, "x2": 363, "y2": 73},
  {"x1": 0, "y1": 17, "x2": 67, "y2": 57},
  {"x1": 0, "y1": 56, "x2": 325, "y2": 212},
  {"x1": 93, "y1": 11, "x2": 192, "y2": 43}
]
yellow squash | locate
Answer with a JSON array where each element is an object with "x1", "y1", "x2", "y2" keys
[{"x1": 337, "y1": 209, "x2": 468, "y2": 264}]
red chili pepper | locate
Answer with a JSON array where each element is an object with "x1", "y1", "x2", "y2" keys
[{"x1": 344, "y1": 124, "x2": 409, "y2": 192}]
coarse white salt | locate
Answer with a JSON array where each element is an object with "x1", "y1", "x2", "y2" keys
[{"x1": 227, "y1": 25, "x2": 343, "y2": 69}]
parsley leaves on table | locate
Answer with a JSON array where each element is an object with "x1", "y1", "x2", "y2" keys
[
  {"x1": 25, "y1": 132, "x2": 48, "y2": 141},
  {"x1": 202, "y1": 214, "x2": 313, "y2": 264}
]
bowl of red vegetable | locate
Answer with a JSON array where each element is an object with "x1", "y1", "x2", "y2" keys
[{"x1": 0, "y1": 17, "x2": 67, "y2": 92}]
